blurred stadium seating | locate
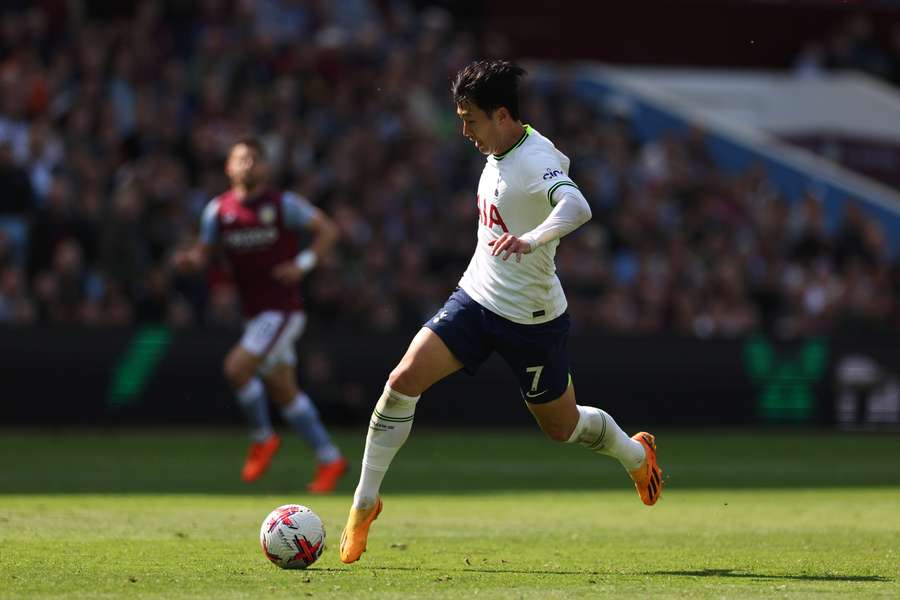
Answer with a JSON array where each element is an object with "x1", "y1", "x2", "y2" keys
[{"x1": 1, "y1": 1, "x2": 900, "y2": 339}]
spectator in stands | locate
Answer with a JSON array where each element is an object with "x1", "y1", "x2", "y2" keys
[
  {"x1": 0, "y1": 141, "x2": 32, "y2": 267},
  {"x1": 0, "y1": 1, "x2": 898, "y2": 342}
]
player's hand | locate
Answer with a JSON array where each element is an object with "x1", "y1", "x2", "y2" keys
[
  {"x1": 172, "y1": 248, "x2": 204, "y2": 272},
  {"x1": 272, "y1": 261, "x2": 305, "y2": 285},
  {"x1": 488, "y1": 233, "x2": 532, "y2": 262}
]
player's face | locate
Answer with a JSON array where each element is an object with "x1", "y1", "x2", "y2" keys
[
  {"x1": 226, "y1": 143, "x2": 267, "y2": 189},
  {"x1": 457, "y1": 101, "x2": 501, "y2": 155}
]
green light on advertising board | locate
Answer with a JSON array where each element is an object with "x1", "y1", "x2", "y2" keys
[
  {"x1": 107, "y1": 327, "x2": 172, "y2": 407},
  {"x1": 744, "y1": 335, "x2": 828, "y2": 422}
]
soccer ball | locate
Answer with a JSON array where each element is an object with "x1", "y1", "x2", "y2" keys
[{"x1": 259, "y1": 504, "x2": 326, "y2": 569}]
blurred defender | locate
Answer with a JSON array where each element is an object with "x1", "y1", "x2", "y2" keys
[
  {"x1": 174, "y1": 138, "x2": 347, "y2": 493},
  {"x1": 340, "y1": 60, "x2": 664, "y2": 563}
]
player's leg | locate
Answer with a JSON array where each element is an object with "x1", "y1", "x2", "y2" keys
[
  {"x1": 255, "y1": 311, "x2": 346, "y2": 491},
  {"x1": 342, "y1": 327, "x2": 464, "y2": 563},
  {"x1": 342, "y1": 288, "x2": 491, "y2": 564},
  {"x1": 527, "y1": 384, "x2": 662, "y2": 505},
  {"x1": 351, "y1": 326, "x2": 463, "y2": 511},
  {"x1": 500, "y1": 313, "x2": 663, "y2": 505},
  {"x1": 230, "y1": 311, "x2": 305, "y2": 482},
  {"x1": 223, "y1": 344, "x2": 270, "y2": 439},
  {"x1": 263, "y1": 362, "x2": 341, "y2": 463},
  {"x1": 526, "y1": 383, "x2": 643, "y2": 467},
  {"x1": 262, "y1": 361, "x2": 348, "y2": 493},
  {"x1": 223, "y1": 343, "x2": 281, "y2": 482}
]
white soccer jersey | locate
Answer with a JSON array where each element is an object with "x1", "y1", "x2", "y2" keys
[{"x1": 458, "y1": 125, "x2": 579, "y2": 324}]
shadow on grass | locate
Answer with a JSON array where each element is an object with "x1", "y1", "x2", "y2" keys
[
  {"x1": 3, "y1": 430, "x2": 900, "y2": 494},
  {"x1": 315, "y1": 566, "x2": 609, "y2": 576},
  {"x1": 312, "y1": 566, "x2": 892, "y2": 582},
  {"x1": 653, "y1": 569, "x2": 892, "y2": 582}
]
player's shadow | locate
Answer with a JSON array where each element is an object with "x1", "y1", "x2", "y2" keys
[
  {"x1": 320, "y1": 566, "x2": 608, "y2": 576},
  {"x1": 653, "y1": 569, "x2": 891, "y2": 583},
  {"x1": 321, "y1": 567, "x2": 892, "y2": 582}
]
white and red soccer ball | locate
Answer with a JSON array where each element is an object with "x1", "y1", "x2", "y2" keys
[{"x1": 260, "y1": 504, "x2": 325, "y2": 569}]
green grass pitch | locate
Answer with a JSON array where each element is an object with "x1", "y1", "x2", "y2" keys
[{"x1": 1, "y1": 429, "x2": 898, "y2": 598}]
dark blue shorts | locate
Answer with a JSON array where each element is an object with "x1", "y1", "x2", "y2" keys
[{"x1": 424, "y1": 287, "x2": 572, "y2": 404}]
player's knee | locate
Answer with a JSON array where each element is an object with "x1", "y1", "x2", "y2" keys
[
  {"x1": 536, "y1": 418, "x2": 575, "y2": 443},
  {"x1": 387, "y1": 365, "x2": 423, "y2": 397},
  {"x1": 223, "y1": 356, "x2": 251, "y2": 389},
  {"x1": 265, "y1": 378, "x2": 296, "y2": 408},
  {"x1": 541, "y1": 424, "x2": 572, "y2": 443}
]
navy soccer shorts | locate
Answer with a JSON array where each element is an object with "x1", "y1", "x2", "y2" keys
[{"x1": 424, "y1": 287, "x2": 572, "y2": 404}]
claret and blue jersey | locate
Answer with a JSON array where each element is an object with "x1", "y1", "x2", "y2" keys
[{"x1": 200, "y1": 188, "x2": 316, "y2": 317}]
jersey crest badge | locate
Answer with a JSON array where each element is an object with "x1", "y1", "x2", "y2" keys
[{"x1": 259, "y1": 205, "x2": 276, "y2": 225}]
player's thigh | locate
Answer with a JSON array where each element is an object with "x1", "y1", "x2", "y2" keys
[
  {"x1": 257, "y1": 312, "x2": 306, "y2": 375},
  {"x1": 261, "y1": 361, "x2": 299, "y2": 408},
  {"x1": 525, "y1": 380, "x2": 579, "y2": 442},
  {"x1": 388, "y1": 327, "x2": 464, "y2": 396},
  {"x1": 235, "y1": 310, "x2": 304, "y2": 376},
  {"x1": 496, "y1": 314, "x2": 575, "y2": 438},
  {"x1": 223, "y1": 344, "x2": 266, "y2": 388},
  {"x1": 497, "y1": 315, "x2": 571, "y2": 403},
  {"x1": 240, "y1": 311, "x2": 299, "y2": 356}
]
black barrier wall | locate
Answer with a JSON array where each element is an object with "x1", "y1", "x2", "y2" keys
[{"x1": 1, "y1": 327, "x2": 898, "y2": 427}]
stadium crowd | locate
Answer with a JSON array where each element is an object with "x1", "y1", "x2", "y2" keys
[
  {"x1": 792, "y1": 12, "x2": 900, "y2": 85},
  {"x1": 1, "y1": 1, "x2": 898, "y2": 339}
]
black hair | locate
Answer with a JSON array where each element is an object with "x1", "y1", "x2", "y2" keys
[
  {"x1": 231, "y1": 136, "x2": 267, "y2": 160},
  {"x1": 451, "y1": 60, "x2": 526, "y2": 120}
]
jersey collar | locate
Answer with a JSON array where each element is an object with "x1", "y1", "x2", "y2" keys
[
  {"x1": 238, "y1": 186, "x2": 272, "y2": 206},
  {"x1": 492, "y1": 124, "x2": 532, "y2": 161}
]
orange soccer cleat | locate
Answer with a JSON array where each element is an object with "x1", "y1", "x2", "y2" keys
[
  {"x1": 240, "y1": 434, "x2": 281, "y2": 483},
  {"x1": 306, "y1": 456, "x2": 349, "y2": 494},
  {"x1": 628, "y1": 432, "x2": 664, "y2": 506},
  {"x1": 339, "y1": 497, "x2": 383, "y2": 564}
]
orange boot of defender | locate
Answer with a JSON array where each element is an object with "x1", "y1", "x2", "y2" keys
[
  {"x1": 307, "y1": 457, "x2": 349, "y2": 494},
  {"x1": 240, "y1": 434, "x2": 281, "y2": 482}
]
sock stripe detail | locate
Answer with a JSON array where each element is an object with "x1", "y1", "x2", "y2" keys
[
  {"x1": 372, "y1": 409, "x2": 415, "y2": 423},
  {"x1": 588, "y1": 411, "x2": 608, "y2": 451}
]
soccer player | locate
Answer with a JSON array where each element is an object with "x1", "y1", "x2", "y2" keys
[
  {"x1": 173, "y1": 137, "x2": 348, "y2": 493},
  {"x1": 339, "y1": 61, "x2": 663, "y2": 563}
]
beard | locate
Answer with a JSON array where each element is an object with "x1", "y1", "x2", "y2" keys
[{"x1": 236, "y1": 171, "x2": 264, "y2": 190}]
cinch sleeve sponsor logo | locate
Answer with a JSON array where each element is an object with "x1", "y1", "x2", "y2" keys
[{"x1": 542, "y1": 168, "x2": 563, "y2": 180}]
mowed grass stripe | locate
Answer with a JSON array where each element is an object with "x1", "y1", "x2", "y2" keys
[
  {"x1": 1, "y1": 430, "x2": 899, "y2": 494},
  {"x1": 0, "y1": 431, "x2": 898, "y2": 599},
  {"x1": 1, "y1": 490, "x2": 897, "y2": 599}
]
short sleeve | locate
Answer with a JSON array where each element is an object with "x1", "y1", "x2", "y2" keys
[
  {"x1": 520, "y1": 148, "x2": 579, "y2": 207},
  {"x1": 199, "y1": 198, "x2": 220, "y2": 245},
  {"x1": 281, "y1": 191, "x2": 317, "y2": 230}
]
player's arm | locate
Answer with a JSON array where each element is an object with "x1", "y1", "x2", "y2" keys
[
  {"x1": 172, "y1": 199, "x2": 220, "y2": 271},
  {"x1": 272, "y1": 193, "x2": 340, "y2": 285},
  {"x1": 490, "y1": 186, "x2": 592, "y2": 262},
  {"x1": 172, "y1": 241, "x2": 213, "y2": 271}
]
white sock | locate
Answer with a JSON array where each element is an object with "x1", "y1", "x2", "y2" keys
[
  {"x1": 235, "y1": 377, "x2": 274, "y2": 443},
  {"x1": 567, "y1": 405, "x2": 645, "y2": 471},
  {"x1": 352, "y1": 385, "x2": 419, "y2": 509},
  {"x1": 280, "y1": 393, "x2": 341, "y2": 464}
]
